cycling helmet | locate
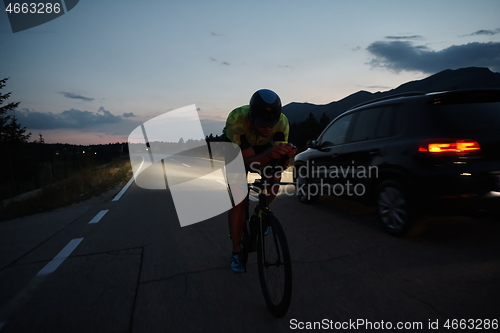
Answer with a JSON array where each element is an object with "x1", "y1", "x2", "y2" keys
[{"x1": 249, "y1": 89, "x2": 282, "y2": 127}]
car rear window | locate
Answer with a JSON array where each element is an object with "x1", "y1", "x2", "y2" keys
[{"x1": 433, "y1": 102, "x2": 500, "y2": 137}]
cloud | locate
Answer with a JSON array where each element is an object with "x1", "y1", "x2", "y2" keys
[
  {"x1": 462, "y1": 29, "x2": 500, "y2": 37},
  {"x1": 17, "y1": 106, "x2": 124, "y2": 130},
  {"x1": 209, "y1": 57, "x2": 230, "y2": 66},
  {"x1": 367, "y1": 41, "x2": 500, "y2": 73},
  {"x1": 122, "y1": 112, "x2": 136, "y2": 118},
  {"x1": 59, "y1": 92, "x2": 94, "y2": 102},
  {"x1": 385, "y1": 35, "x2": 423, "y2": 40}
]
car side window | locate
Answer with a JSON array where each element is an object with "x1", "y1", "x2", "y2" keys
[
  {"x1": 392, "y1": 106, "x2": 407, "y2": 135},
  {"x1": 319, "y1": 113, "x2": 354, "y2": 147},
  {"x1": 351, "y1": 108, "x2": 381, "y2": 142},
  {"x1": 374, "y1": 107, "x2": 394, "y2": 138}
]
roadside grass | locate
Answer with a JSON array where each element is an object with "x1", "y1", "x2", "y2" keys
[{"x1": 0, "y1": 158, "x2": 132, "y2": 222}]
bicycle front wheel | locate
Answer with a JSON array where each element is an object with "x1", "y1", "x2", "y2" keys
[{"x1": 257, "y1": 214, "x2": 292, "y2": 318}]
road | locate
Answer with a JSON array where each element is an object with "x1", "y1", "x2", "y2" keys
[{"x1": 0, "y1": 155, "x2": 499, "y2": 332}]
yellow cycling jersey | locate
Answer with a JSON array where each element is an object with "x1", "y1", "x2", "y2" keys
[{"x1": 225, "y1": 105, "x2": 289, "y2": 149}]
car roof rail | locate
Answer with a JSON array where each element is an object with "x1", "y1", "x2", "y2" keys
[{"x1": 348, "y1": 91, "x2": 426, "y2": 110}]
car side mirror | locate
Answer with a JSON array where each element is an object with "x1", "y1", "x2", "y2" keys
[{"x1": 306, "y1": 139, "x2": 318, "y2": 149}]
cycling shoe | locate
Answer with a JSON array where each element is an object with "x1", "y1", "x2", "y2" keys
[{"x1": 230, "y1": 252, "x2": 246, "y2": 273}]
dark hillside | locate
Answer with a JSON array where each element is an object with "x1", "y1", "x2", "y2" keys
[{"x1": 282, "y1": 67, "x2": 500, "y2": 124}]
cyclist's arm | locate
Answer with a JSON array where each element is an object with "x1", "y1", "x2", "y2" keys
[
  {"x1": 242, "y1": 146, "x2": 272, "y2": 170},
  {"x1": 243, "y1": 144, "x2": 295, "y2": 170}
]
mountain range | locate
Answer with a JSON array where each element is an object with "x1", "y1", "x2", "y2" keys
[{"x1": 282, "y1": 67, "x2": 500, "y2": 124}]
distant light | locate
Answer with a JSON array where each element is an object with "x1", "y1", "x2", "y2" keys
[
  {"x1": 83, "y1": 151, "x2": 85, "y2": 153},
  {"x1": 461, "y1": 173, "x2": 472, "y2": 176},
  {"x1": 94, "y1": 152, "x2": 97, "y2": 154}
]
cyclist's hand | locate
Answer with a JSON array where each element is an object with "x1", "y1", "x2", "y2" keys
[
  {"x1": 269, "y1": 144, "x2": 290, "y2": 159},
  {"x1": 284, "y1": 143, "x2": 297, "y2": 157},
  {"x1": 279, "y1": 143, "x2": 297, "y2": 157},
  {"x1": 269, "y1": 143, "x2": 296, "y2": 159}
]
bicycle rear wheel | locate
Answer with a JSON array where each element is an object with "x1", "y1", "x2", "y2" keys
[{"x1": 257, "y1": 214, "x2": 292, "y2": 318}]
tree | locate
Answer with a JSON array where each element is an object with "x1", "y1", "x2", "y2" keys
[
  {"x1": 34, "y1": 133, "x2": 45, "y2": 144},
  {"x1": 0, "y1": 76, "x2": 31, "y2": 143},
  {"x1": 319, "y1": 112, "x2": 330, "y2": 130},
  {"x1": 0, "y1": 76, "x2": 31, "y2": 197}
]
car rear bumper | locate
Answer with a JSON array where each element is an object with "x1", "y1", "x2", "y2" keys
[{"x1": 409, "y1": 169, "x2": 500, "y2": 213}]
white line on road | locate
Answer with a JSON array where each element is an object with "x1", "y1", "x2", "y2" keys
[
  {"x1": 112, "y1": 177, "x2": 134, "y2": 201},
  {"x1": 0, "y1": 238, "x2": 84, "y2": 330},
  {"x1": 182, "y1": 163, "x2": 191, "y2": 168},
  {"x1": 113, "y1": 157, "x2": 145, "y2": 201},
  {"x1": 37, "y1": 238, "x2": 84, "y2": 276},
  {"x1": 88, "y1": 210, "x2": 108, "y2": 224}
]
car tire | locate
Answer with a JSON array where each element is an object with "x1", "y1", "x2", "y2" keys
[
  {"x1": 376, "y1": 179, "x2": 413, "y2": 236},
  {"x1": 295, "y1": 171, "x2": 320, "y2": 204}
]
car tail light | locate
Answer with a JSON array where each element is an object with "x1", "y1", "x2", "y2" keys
[{"x1": 418, "y1": 139, "x2": 481, "y2": 155}]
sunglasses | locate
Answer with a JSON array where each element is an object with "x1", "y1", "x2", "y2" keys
[{"x1": 254, "y1": 118, "x2": 277, "y2": 129}]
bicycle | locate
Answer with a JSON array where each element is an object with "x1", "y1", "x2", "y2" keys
[{"x1": 241, "y1": 158, "x2": 293, "y2": 318}]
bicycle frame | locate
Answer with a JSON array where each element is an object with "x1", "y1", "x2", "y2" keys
[
  {"x1": 245, "y1": 165, "x2": 293, "y2": 258},
  {"x1": 244, "y1": 162, "x2": 294, "y2": 318}
]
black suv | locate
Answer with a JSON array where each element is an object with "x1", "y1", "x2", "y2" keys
[{"x1": 293, "y1": 89, "x2": 500, "y2": 236}]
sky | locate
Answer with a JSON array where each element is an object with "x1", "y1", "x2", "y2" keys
[{"x1": 1, "y1": 0, "x2": 500, "y2": 145}]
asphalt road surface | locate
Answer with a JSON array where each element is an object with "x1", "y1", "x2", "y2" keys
[{"x1": 1, "y1": 156, "x2": 499, "y2": 332}]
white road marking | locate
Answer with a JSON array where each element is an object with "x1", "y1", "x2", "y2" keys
[
  {"x1": 0, "y1": 238, "x2": 84, "y2": 328},
  {"x1": 88, "y1": 210, "x2": 109, "y2": 224},
  {"x1": 112, "y1": 177, "x2": 134, "y2": 201},
  {"x1": 37, "y1": 238, "x2": 84, "y2": 276},
  {"x1": 113, "y1": 157, "x2": 145, "y2": 202},
  {"x1": 182, "y1": 163, "x2": 191, "y2": 168}
]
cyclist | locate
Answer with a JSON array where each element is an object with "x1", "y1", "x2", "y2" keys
[{"x1": 224, "y1": 89, "x2": 297, "y2": 273}]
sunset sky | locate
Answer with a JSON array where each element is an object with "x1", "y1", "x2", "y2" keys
[{"x1": 1, "y1": 0, "x2": 499, "y2": 144}]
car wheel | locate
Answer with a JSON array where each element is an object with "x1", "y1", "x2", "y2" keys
[
  {"x1": 376, "y1": 180, "x2": 412, "y2": 236},
  {"x1": 295, "y1": 170, "x2": 319, "y2": 204}
]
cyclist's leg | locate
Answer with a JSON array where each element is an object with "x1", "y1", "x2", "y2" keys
[
  {"x1": 228, "y1": 195, "x2": 249, "y2": 253},
  {"x1": 229, "y1": 195, "x2": 249, "y2": 273}
]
